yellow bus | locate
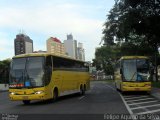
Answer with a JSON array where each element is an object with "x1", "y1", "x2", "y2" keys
[
  {"x1": 115, "y1": 56, "x2": 151, "y2": 93},
  {"x1": 9, "y1": 53, "x2": 90, "y2": 104}
]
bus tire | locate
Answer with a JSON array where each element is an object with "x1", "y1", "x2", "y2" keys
[
  {"x1": 22, "y1": 100, "x2": 30, "y2": 105},
  {"x1": 80, "y1": 85, "x2": 84, "y2": 95},
  {"x1": 120, "y1": 84, "x2": 124, "y2": 94},
  {"x1": 83, "y1": 84, "x2": 86, "y2": 95},
  {"x1": 51, "y1": 88, "x2": 58, "y2": 102},
  {"x1": 147, "y1": 91, "x2": 151, "y2": 95},
  {"x1": 115, "y1": 83, "x2": 118, "y2": 91}
]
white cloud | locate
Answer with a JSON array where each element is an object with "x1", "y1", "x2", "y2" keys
[
  {"x1": 0, "y1": 33, "x2": 14, "y2": 60},
  {"x1": 0, "y1": 2, "x2": 107, "y2": 61}
]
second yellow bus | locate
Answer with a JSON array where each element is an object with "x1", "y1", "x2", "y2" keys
[{"x1": 115, "y1": 56, "x2": 151, "y2": 93}]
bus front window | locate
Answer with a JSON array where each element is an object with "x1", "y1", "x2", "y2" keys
[
  {"x1": 122, "y1": 59, "x2": 150, "y2": 82},
  {"x1": 10, "y1": 58, "x2": 26, "y2": 87},
  {"x1": 10, "y1": 57, "x2": 44, "y2": 88},
  {"x1": 123, "y1": 60, "x2": 137, "y2": 81},
  {"x1": 26, "y1": 57, "x2": 44, "y2": 87},
  {"x1": 137, "y1": 59, "x2": 149, "y2": 81}
]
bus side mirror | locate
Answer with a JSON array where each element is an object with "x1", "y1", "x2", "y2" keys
[{"x1": 120, "y1": 69, "x2": 122, "y2": 74}]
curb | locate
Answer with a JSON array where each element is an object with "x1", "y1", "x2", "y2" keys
[
  {"x1": 0, "y1": 90, "x2": 8, "y2": 93},
  {"x1": 152, "y1": 93, "x2": 160, "y2": 100},
  {"x1": 151, "y1": 87, "x2": 160, "y2": 100}
]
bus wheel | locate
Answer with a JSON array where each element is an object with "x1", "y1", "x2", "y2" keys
[
  {"x1": 80, "y1": 85, "x2": 84, "y2": 95},
  {"x1": 120, "y1": 84, "x2": 124, "y2": 94},
  {"x1": 83, "y1": 84, "x2": 86, "y2": 95},
  {"x1": 115, "y1": 83, "x2": 118, "y2": 91},
  {"x1": 147, "y1": 91, "x2": 151, "y2": 95},
  {"x1": 22, "y1": 100, "x2": 30, "y2": 105},
  {"x1": 52, "y1": 89, "x2": 58, "y2": 102}
]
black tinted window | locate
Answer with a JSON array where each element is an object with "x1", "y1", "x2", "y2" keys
[{"x1": 52, "y1": 56, "x2": 88, "y2": 72}]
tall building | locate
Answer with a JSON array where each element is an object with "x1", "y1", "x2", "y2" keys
[
  {"x1": 74, "y1": 40, "x2": 78, "y2": 59},
  {"x1": 67, "y1": 34, "x2": 73, "y2": 40},
  {"x1": 77, "y1": 42, "x2": 85, "y2": 61},
  {"x1": 14, "y1": 33, "x2": 33, "y2": 55},
  {"x1": 64, "y1": 34, "x2": 77, "y2": 59},
  {"x1": 46, "y1": 37, "x2": 65, "y2": 56}
]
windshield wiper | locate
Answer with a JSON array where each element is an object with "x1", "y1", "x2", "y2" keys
[{"x1": 130, "y1": 72, "x2": 137, "y2": 81}]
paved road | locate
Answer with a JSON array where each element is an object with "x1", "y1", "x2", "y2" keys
[
  {"x1": 0, "y1": 81, "x2": 129, "y2": 120},
  {"x1": 121, "y1": 93, "x2": 160, "y2": 119}
]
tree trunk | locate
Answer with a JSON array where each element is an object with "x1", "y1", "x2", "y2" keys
[{"x1": 155, "y1": 44, "x2": 158, "y2": 82}]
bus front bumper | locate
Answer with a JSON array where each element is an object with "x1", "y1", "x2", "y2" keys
[
  {"x1": 9, "y1": 94, "x2": 46, "y2": 101},
  {"x1": 122, "y1": 87, "x2": 151, "y2": 92}
]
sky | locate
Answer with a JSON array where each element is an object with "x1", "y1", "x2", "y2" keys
[{"x1": 0, "y1": 0, "x2": 115, "y2": 61}]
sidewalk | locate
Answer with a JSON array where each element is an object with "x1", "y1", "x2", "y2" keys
[
  {"x1": 151, "y1": 87, "x2": 160, "y2": 99},
  {"x1": 0, "y1": 84, "x2": 9, "y2": 92},
  {"x1": 0, "y1": 90, "x2": 8, "y2": 92}
]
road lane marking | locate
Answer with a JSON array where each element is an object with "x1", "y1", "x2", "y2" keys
[
  {"x1": 126, "y1": 98, "x2": 154, "y2": 102},
  {"x1": 131, "y1": 103, "x2": 160, "y2": 110},
  {"x1": 104, "y1": 84, "x2": 133, "y2": 115},
  {"x1": 128, "y1": 100, "x2": 158, "y2": 105},
  {"x1": 104, "y1": 84, "x2": 160, "y2": 116},
  {"x1": 104, "y1": 84, "x2": 137, "y2": 117},
  {"x1": 105, "y1": 84, "x2": 116, "y2": 91},
  {"x1": 119, "y1": 93, "x2": 133, "y2": 115},
  {"x1": 78, "y1": 96, "x2": 85, "y2": 100},
  {"x1": 119, "y1": 93, "x2": 138, "y2": 120},
  {"x1": 137, "y1": 109, "x2": 160, "y2": 115},
  {"x1": 105, "y1": 84, "x2": 160, "y2": 116},
  {"x1": 124, "y1": 96, "x2": 149, "y2": 100}
]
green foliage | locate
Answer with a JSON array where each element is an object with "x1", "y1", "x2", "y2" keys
[
  {"x1": 0, "y1": 59, "x2": 11, "y2": 83},
  {"x1": 95, "y1": 0, "x2": 160, "y2": 76},
  {"x1": 0, "y1": 59, "x2": 10, "y2": 67},
  {"x1": 93, "y1": 46, "x2": 121, "y2": 75},
  {"x1": 120, "y1": 42, "x2": 155, "y2": 56},
  {"x1": 152, "y1": 81, "x2": 160, "y2": 88},
  {"x1": 103, "y1": 0, "x2": 160, "y2": 48}
]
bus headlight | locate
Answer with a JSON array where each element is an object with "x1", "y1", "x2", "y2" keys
[
  {"x1": 122, "y1": 84, "x2": 127, "y2": 86},
  {"x1": 35, "y1": 91, "x2": 44, "y2": 94},
  {"x1": 10, "y1": 92, "x2": 16, "y2": 95}
]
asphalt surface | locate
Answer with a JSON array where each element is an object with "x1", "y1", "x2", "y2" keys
[
  {"x1": 120, "y1": 92, "x2": 160, "y2": 119},
  {"x1": 0, "y1": 81, "x2": 129, "y2": 120}
]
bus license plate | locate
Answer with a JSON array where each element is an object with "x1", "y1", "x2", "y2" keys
[
  {"x1": 135, "y1": 88, "x2": 140, "y2": 90},
  {"x1": 23, "y1": 96, "x2": 28, "y2": 100}
]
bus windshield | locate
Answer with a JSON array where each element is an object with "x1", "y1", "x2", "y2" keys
[
  {"x1": 10, "y1": 57, "x2": 44, "y2": 88},
  {"x1": 122, "y1": 59, "x2": 149, "y2": 82}
]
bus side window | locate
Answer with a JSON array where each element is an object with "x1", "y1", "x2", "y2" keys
[{"x1": 45, "y1": 56, "x2": 52, "y2": 85}]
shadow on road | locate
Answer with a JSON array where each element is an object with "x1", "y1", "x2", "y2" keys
[
  {"x1": 21, "y1": 93, "x2": 82, "y2": 106},
  {"x1": 120, "y1": 91, "x2": 150, "y2": 95}
]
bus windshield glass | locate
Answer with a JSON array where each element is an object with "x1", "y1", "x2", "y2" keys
[
  {"x1": 122, "y1": 59, "x2": 149, "y2": 82},
  {"x1": 10, "y1": 57, "x2": 44, "y2": 88}
]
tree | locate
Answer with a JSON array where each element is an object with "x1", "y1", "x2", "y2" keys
[
  {"x1": 93, "y1": 46, "x2": 121, "y2": 75},
  {"x1": 102, "y1": 0, "x2": 160, "y2": 81},
  {"x1": 0, "y1": 59, "x2": 11, "y2": 84}
]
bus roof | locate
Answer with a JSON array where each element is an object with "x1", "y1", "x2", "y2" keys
[
  {"x1": 12, "y1": 53, "x2": 85, "y2": 63},
  {"x1": 120, "y1": 56, "x2": 149, "y2": 60}
]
